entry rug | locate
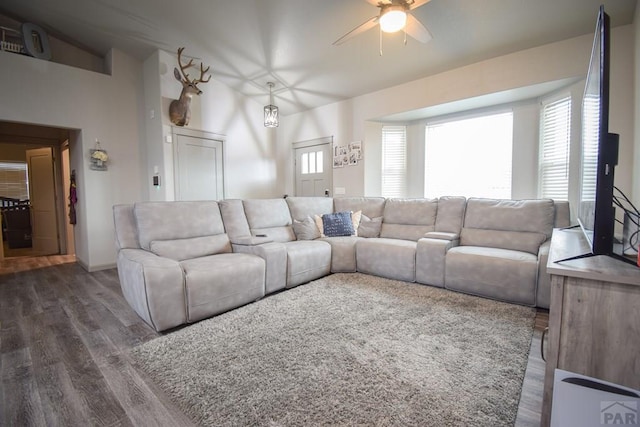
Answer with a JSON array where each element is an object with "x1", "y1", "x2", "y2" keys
[{"x1": 131, "y1": 273, "x2": 535, "y2": 426}]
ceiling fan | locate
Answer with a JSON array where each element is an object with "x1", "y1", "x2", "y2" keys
[{"x1": 333, "y1": 0, "x2": 433, "y2": 48}]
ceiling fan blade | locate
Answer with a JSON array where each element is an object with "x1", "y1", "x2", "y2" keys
[
  {"x1": 333, "y1": 16, "x2": 379, "y2": 46},
  {"x1": 405, "y1": 13, "x2": 432, "y2": 43},
  {"x1": 363, "y1": 0, "x2": 381, "y2": 5},
  {"x1": 407, "y1": 0, "x2": 432, "y2": 10}
]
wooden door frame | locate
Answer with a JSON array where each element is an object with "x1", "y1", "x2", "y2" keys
[
  {"x1": 172, "y1": 127, "x2": 226, "y2": 201},
  {"x1": 0, "y1": 132, "x2": 71, "y2": 258},
  {"x1": 292, "y1": 136, "x2": 333, "y2": 197}
]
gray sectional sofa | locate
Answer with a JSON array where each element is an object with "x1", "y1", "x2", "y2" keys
[{"x1": 113, "y1": 196, "x2": 570, "y2": 332}]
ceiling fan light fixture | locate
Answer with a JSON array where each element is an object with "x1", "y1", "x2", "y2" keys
[{"x1": 379, "y1": 6, "x2": 407, "y2": 33}]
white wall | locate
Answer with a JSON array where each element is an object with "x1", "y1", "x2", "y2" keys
[
  {"x1": 634, "y1": 5, "x2": 640, "y2": 206},
  {"x1": 144, "y1": 50, "x2": 280, "y2": 200},
  {"x1": 143, "y1": 52, "x2": 163, "y2": 201},
  {"x1": 281, "y1": 26, "x2": 636, "y2": 204},
  {"x1": 280, "y1": 99, "x2": 363, "y2": 197},
  {"x1": 0, "y1": 49, "x2": 145, "y2": 270},
  {"x1": 608, "y1": 25, "x2": 635, "y2": 204},
  {"x1": 363, "y1": 121, "x2": 382, "y2": 196},
  {"x1": 198, "y1": 74, "x2": 280, "y2": 199}
]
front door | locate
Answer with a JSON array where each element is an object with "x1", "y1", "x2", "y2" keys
[
  {"x1": 26, "y1": 147, "x2": 59, "y2": 255},
  {"x1": 294, "y1": 143, "x2": 331, "y2": 197}
]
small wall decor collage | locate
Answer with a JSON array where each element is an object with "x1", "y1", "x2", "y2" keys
[{"x1": 333, "y1": 141, "x2": 362, "y2": 168}]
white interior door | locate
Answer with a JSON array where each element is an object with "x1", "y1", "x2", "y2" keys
[
  {"x1": 174, "y1": 134, "x2": 224, "y2": 201},
  {"x1": 26, "y1": 147, "x2": 59, "y2": 255},
  {"x1": 295, "y1": 143, "x2": 332, "y2": 196}
]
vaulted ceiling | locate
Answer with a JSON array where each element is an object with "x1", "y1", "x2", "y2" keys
[{"x1": 0, "y1": 0, "x2": 637, "y2": 116}]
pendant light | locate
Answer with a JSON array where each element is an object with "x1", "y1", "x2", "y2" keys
[{"x1": 264, "y1": 82, "x2": 279, "y2": 128}]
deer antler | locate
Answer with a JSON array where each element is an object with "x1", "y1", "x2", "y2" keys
[
  {"x1": 175, "y1": 47, "x2": 211, "y2": 86},
  {"x1": 176, "y1": 47, "x2": 196, "y2": 83},
  {"x1": 194, "y1": 63, "x2": 211, "y2": 85}
]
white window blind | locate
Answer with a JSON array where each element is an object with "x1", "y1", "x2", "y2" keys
[
  {"x1": 0, "y1": 162, "x2": 29, "y2": 200},
  {"x1": 425, "y1": 112, "x2": 513, "y2": 198},
  {"x1": 539, "y1": 96, "x2": 571, "y2": 200},
  {"x1": 381, "y1": 126, "x2": 407, "y2": 198}
]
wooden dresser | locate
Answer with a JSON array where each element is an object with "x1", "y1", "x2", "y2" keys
[{"x1": 541, "y1": 228, "x2": 640, "y2": 426}]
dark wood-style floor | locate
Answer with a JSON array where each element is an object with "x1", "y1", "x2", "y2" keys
[{"x1": 0, "y1": 256, "x2": 547, "y2": 426}]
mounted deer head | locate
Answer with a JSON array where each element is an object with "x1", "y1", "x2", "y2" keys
[{"x1": 169, "y1": 47, "x2": 211, "y2": 127}]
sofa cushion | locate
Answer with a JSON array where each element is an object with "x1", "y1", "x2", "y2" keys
[
  {"x1": 445, "y1": 246, "x2": 538, "y2": 306},
  {"x1": 463, "y1": 198, "x2": 555, "y2": 237},
  {"x1": 459, "y1": 198, "x2": 554, "y2": 254},
  {"x1": 218, "y1": 199, "x2": 251, "y2": 239},
  {"x1": 435, "y1": 196, "x2": 467, "y2": 234},
  {"x1": 356, "y1": 238, "x2": 417, "y2": 282},
  {"x1": 460, "y1": 228, "x2": 547, "y2": 255},
  {"x1": 333, "y1": 197, "x2": 386, "y2": 219},
  {"x1": 243, "y1": 199, "x2": 292, "y2": 229},
  {"x1": 293, "y1": 217, "x2": 320, "y2": 241},
  {"x1": 553, "y1": 200, "x2": 571, "y2": 228},
  {"x1": 380, "y1": 198, "x2": 438, "y2": 241},
  {"x1": 134, "y1": 201, "x2": 225, "y2": 250},
  {"x1": 358, "y1": 214, "x2": 383, "y2": 238},
  {"x1": 320, "y1": 236, "x2": 362, "y2": 272},
  {"x1": 286, "y1": 197, "x2": 334, "y2": 221},
  {"x1": 282, "y1": 240, "x2": 331, "y2": 287},
  {"x1": 150, "y1": 234, "x2": 232, "y2": 261},
  {"x1": 243, "y1": 199, "x2": 295, "y2": 243}
]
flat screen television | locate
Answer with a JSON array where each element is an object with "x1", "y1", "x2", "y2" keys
[{"x1": 573, "y1": 5, "x2": 635, "y2": 265}]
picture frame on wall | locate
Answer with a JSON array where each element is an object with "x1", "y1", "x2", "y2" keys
[
  {"x1": 349, "y1": 141, "x2": 362, "y2": 160},
  {"x1": 333, "y1": 144, "x2": 347, "y2": 168},
  {"x1": 333, "y1": 141, "x2": 363, "y2": 167}
]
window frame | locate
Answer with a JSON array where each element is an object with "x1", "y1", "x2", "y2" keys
[
  {"x1": 424, "y1": 108, "x2": 514, "y2": 199},
  {"x1": 538, "y1": 92, "x2": 572, "y2": 201},
  {"x1": 381, "y1": 125, "x2": 408, "y2": 198}
]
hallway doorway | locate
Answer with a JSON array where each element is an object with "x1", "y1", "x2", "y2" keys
[{"x1": 0, "y1": 121, "x2": 76, "y2": 261}]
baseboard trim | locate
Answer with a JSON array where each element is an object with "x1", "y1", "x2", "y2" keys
[{"x1": 77, "y1": 259, "x2": 116, "y2": 272}]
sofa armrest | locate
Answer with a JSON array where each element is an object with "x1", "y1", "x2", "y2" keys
[
  {"x1": 116, "y1": 248, "x2": 187, "y2": 332},
  {"x1": 424, "y1": 231, "x2": 459, "y2": 241},
  {"x1": 232, "y1": 242, "x2": 287, "y2": 294},
  {"x1": 416, "y1": 236, "x2": 460, "y2": 287},
  {"x1": 231, "y1": 235, "x2": 274, "y2": 245},
  {"x1": 536, "y1": 239, "x2": 552, "y2": 309}
]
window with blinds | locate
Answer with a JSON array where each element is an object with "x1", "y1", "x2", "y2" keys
[
  {"x1": 0, "y1": 162, "x2": 29, "y2": 200},
  {"x1": 381, "y1": 126, "x2": 407, "y2": 198},
  {"x1": 539, "y1": 96, "x2": 571, "y2": 200},
  {"x1": 424, "y1": 111, "x2": 513, "y2": 199}
]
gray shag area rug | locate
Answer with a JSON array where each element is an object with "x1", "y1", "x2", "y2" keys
[{"x1": 131, "y1": 273, "x2": 535, "y2": 426}]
